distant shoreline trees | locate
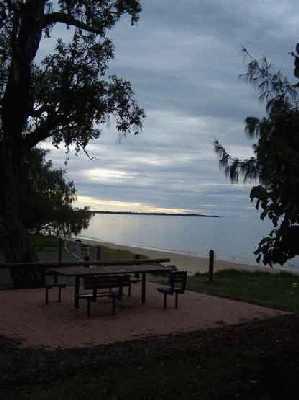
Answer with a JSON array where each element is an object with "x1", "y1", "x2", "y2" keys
[{"x1": 215, "y1": 47, "x2": 299, "y2": 266}]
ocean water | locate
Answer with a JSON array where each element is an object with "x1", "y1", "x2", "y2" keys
[{"x1": 80, "y1": 210, "x2": 299, "y2": 269}]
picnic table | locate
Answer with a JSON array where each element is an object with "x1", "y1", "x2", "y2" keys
[{"x1": 48, "y1": 263, "x2": 174, "y2": 308}]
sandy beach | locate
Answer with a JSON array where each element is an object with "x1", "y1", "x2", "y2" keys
[{"x1": 79, "y1": 237, "x2": 283, "y2": 275}]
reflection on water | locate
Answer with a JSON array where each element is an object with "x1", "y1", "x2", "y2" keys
[{"x1": 81, "y1": 210, "x2": 299, "y2": 268}]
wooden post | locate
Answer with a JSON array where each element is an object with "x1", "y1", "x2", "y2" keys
[
  {"x1": 209, "y1": 249, "x2": 214, "y2": 282},
  {"x1": 58, "y1": 238, "x2": 63, "y2": 264}
]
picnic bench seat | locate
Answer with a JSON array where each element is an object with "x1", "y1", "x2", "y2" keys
[
  {"x1": 157, "y1": 271, "x2": 187, "y2": 309},
  {"x1": 78, "y1": 275, "x2": 131, "y2": 317}
]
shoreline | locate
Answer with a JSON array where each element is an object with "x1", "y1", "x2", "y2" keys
[{"x1": 76, "y1": 236, "x2": 295, "y2": 275}]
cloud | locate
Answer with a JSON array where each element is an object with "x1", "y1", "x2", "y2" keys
[
  {"x1": 82, "y1": 168, "x2": 138, "y2": 184},
  {"x1": 40, "y1": 1, "x2": 297, "y2": 216}
]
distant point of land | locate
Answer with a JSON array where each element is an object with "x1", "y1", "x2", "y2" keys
[{"x1": 91, "y1": 211, "x2": 220, "y2": 218}]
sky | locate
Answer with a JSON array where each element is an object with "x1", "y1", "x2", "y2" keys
[{"x1": 40, "y1": 0, "x2": 299, "y2": 215}]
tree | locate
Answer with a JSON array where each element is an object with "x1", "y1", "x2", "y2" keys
[
  {"x1": 22, "y1": 147, "x2": 91, "y2": 237},
  {"x1": 0, "y1": 1, "x2": 144, "y2": 265},
  {"x1": 215, "y1": 48, "x2": 299, "y2": 266},
  {"x1": 5, "y1": 147, "x2": 92, "y2": 287}
]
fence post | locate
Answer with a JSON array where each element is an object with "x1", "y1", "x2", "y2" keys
[{"x1": 209, "y1": 249, "x2": 215, "y2": 282}]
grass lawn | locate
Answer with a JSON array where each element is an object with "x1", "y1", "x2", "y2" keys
[
  {"x1": 97, "y1": 244, "x2": 143, "y2": 261},
  {"x1": 187, "y1": 269, "x2": 299, "y2": 312},
  {"x1": 31, "y1": 234, "x2": 139, "y2": 262},
  {"x1": 31, "y1": 234, "x2": 59, "y2": 249}
]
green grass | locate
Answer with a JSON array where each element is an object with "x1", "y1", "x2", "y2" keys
[
  {"x1": 30, "y1": 234, "x2": 142, "y2": 261},
  {"x1": 31, "y1": 234, "x2": 59, "y2": 250},
  {"x1": 187, "y1": 269, "x2": 299, "y2": 312},
  {"x1": 98, "y1": 245, "x2": 145, "y2": 261}
]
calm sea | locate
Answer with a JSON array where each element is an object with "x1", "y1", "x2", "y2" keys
[{"x1": 80, "y1": 210, "x2": 299, "y2": 270}]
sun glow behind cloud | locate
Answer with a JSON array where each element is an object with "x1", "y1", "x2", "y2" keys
[
  {"x1": 83, "y1": 168, "x2": 136, "y2": 183},
  {"x1": 75, "y1": 195, "x2": 195, "y2": 214}
]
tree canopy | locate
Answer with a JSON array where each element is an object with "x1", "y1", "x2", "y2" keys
[
  {"x1": 0, "y1": 1, "x2": 145, "y2": 265},
  {"x1": 215, "y1": 48, "x2": 299, "y2": 266},
  {"x1": 0, "y1": 1, "x2": 144, "y2": 150},
  {"x1": 22, "y1": 148, "x2": 92, "y2": 237}
]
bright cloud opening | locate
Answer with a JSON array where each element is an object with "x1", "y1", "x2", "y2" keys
[{"x1": 75, "y1": 195, "x2": 194, "y2": 214}]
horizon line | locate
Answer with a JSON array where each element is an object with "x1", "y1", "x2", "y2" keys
[{"x1": 88, "y1": 210, "x2": 220, "y2": 218}]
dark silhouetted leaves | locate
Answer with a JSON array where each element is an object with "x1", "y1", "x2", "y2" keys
[{"x1": 215, "y1": 46, "x2": 299, "y2": 265}]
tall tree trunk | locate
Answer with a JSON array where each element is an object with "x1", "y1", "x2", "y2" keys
[
  {"x1": 0, "y1": 142, "x2": 43, "y2": 288},
  {"x1": 0, "y1": 1, "x2": 44, "y2": 287}
]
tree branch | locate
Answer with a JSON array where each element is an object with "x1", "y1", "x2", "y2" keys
[
  {"x1": 42, "y1": 12, "x2": 105, "y2": 35},
  {"x1": 24, "y1": 114, "x2": 59, "y2": 148}
]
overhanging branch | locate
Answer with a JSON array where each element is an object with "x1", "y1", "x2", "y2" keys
[
  {"x1": 42, "y1": 12, "x2": 106, "y2": 35},
  {"x1": 24, "y1": 114, "x2": 59, "y2": 148}
]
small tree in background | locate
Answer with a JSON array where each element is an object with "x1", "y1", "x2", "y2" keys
[
  {"x1": 23, "y1": 148, "x2": 91, "y2": 237},
  {"x1": 215, "y1": 47, "x2": 299, "y2": 266},
  {"x1": 5, "y1": 147, "x2": 92, "y2": 287}
]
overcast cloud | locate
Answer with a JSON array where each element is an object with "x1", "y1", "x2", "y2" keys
[{"x1": 41, "y1": 1, "x2": 299, "y2": 215}]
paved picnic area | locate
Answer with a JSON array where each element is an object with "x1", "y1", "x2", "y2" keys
[{"x1": 0, "y1": 282, "x2": 287, "y2": 349}]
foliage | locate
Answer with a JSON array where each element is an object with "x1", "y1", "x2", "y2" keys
[
  {"x1": 0, "y1": 1, "x2": 144, "y2": 149},
  {"x1": 215, "y1": 48, "x2": 299, "y2": 265},
  {"x1": 23, "y1": 148, "x2": 92, "y2": 237},
  {"x1": 0, "y1": 1, "x2": 145, "y2": 264}
]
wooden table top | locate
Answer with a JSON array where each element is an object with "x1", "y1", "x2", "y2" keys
[{"x1": 48, "y1": 264, "x2": 173, "y2": 276}]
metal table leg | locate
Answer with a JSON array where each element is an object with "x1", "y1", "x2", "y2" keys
[
  {"x1": 141, "y1": 272, "x2": 146, "y2": 304},
  {"x1": 75, "y1": 276, "x2": 80, "y2": 308}
]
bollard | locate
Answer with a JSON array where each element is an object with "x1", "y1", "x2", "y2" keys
[{"x1": 209, "y1": 249, "x2": 215, "y2": 282}]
